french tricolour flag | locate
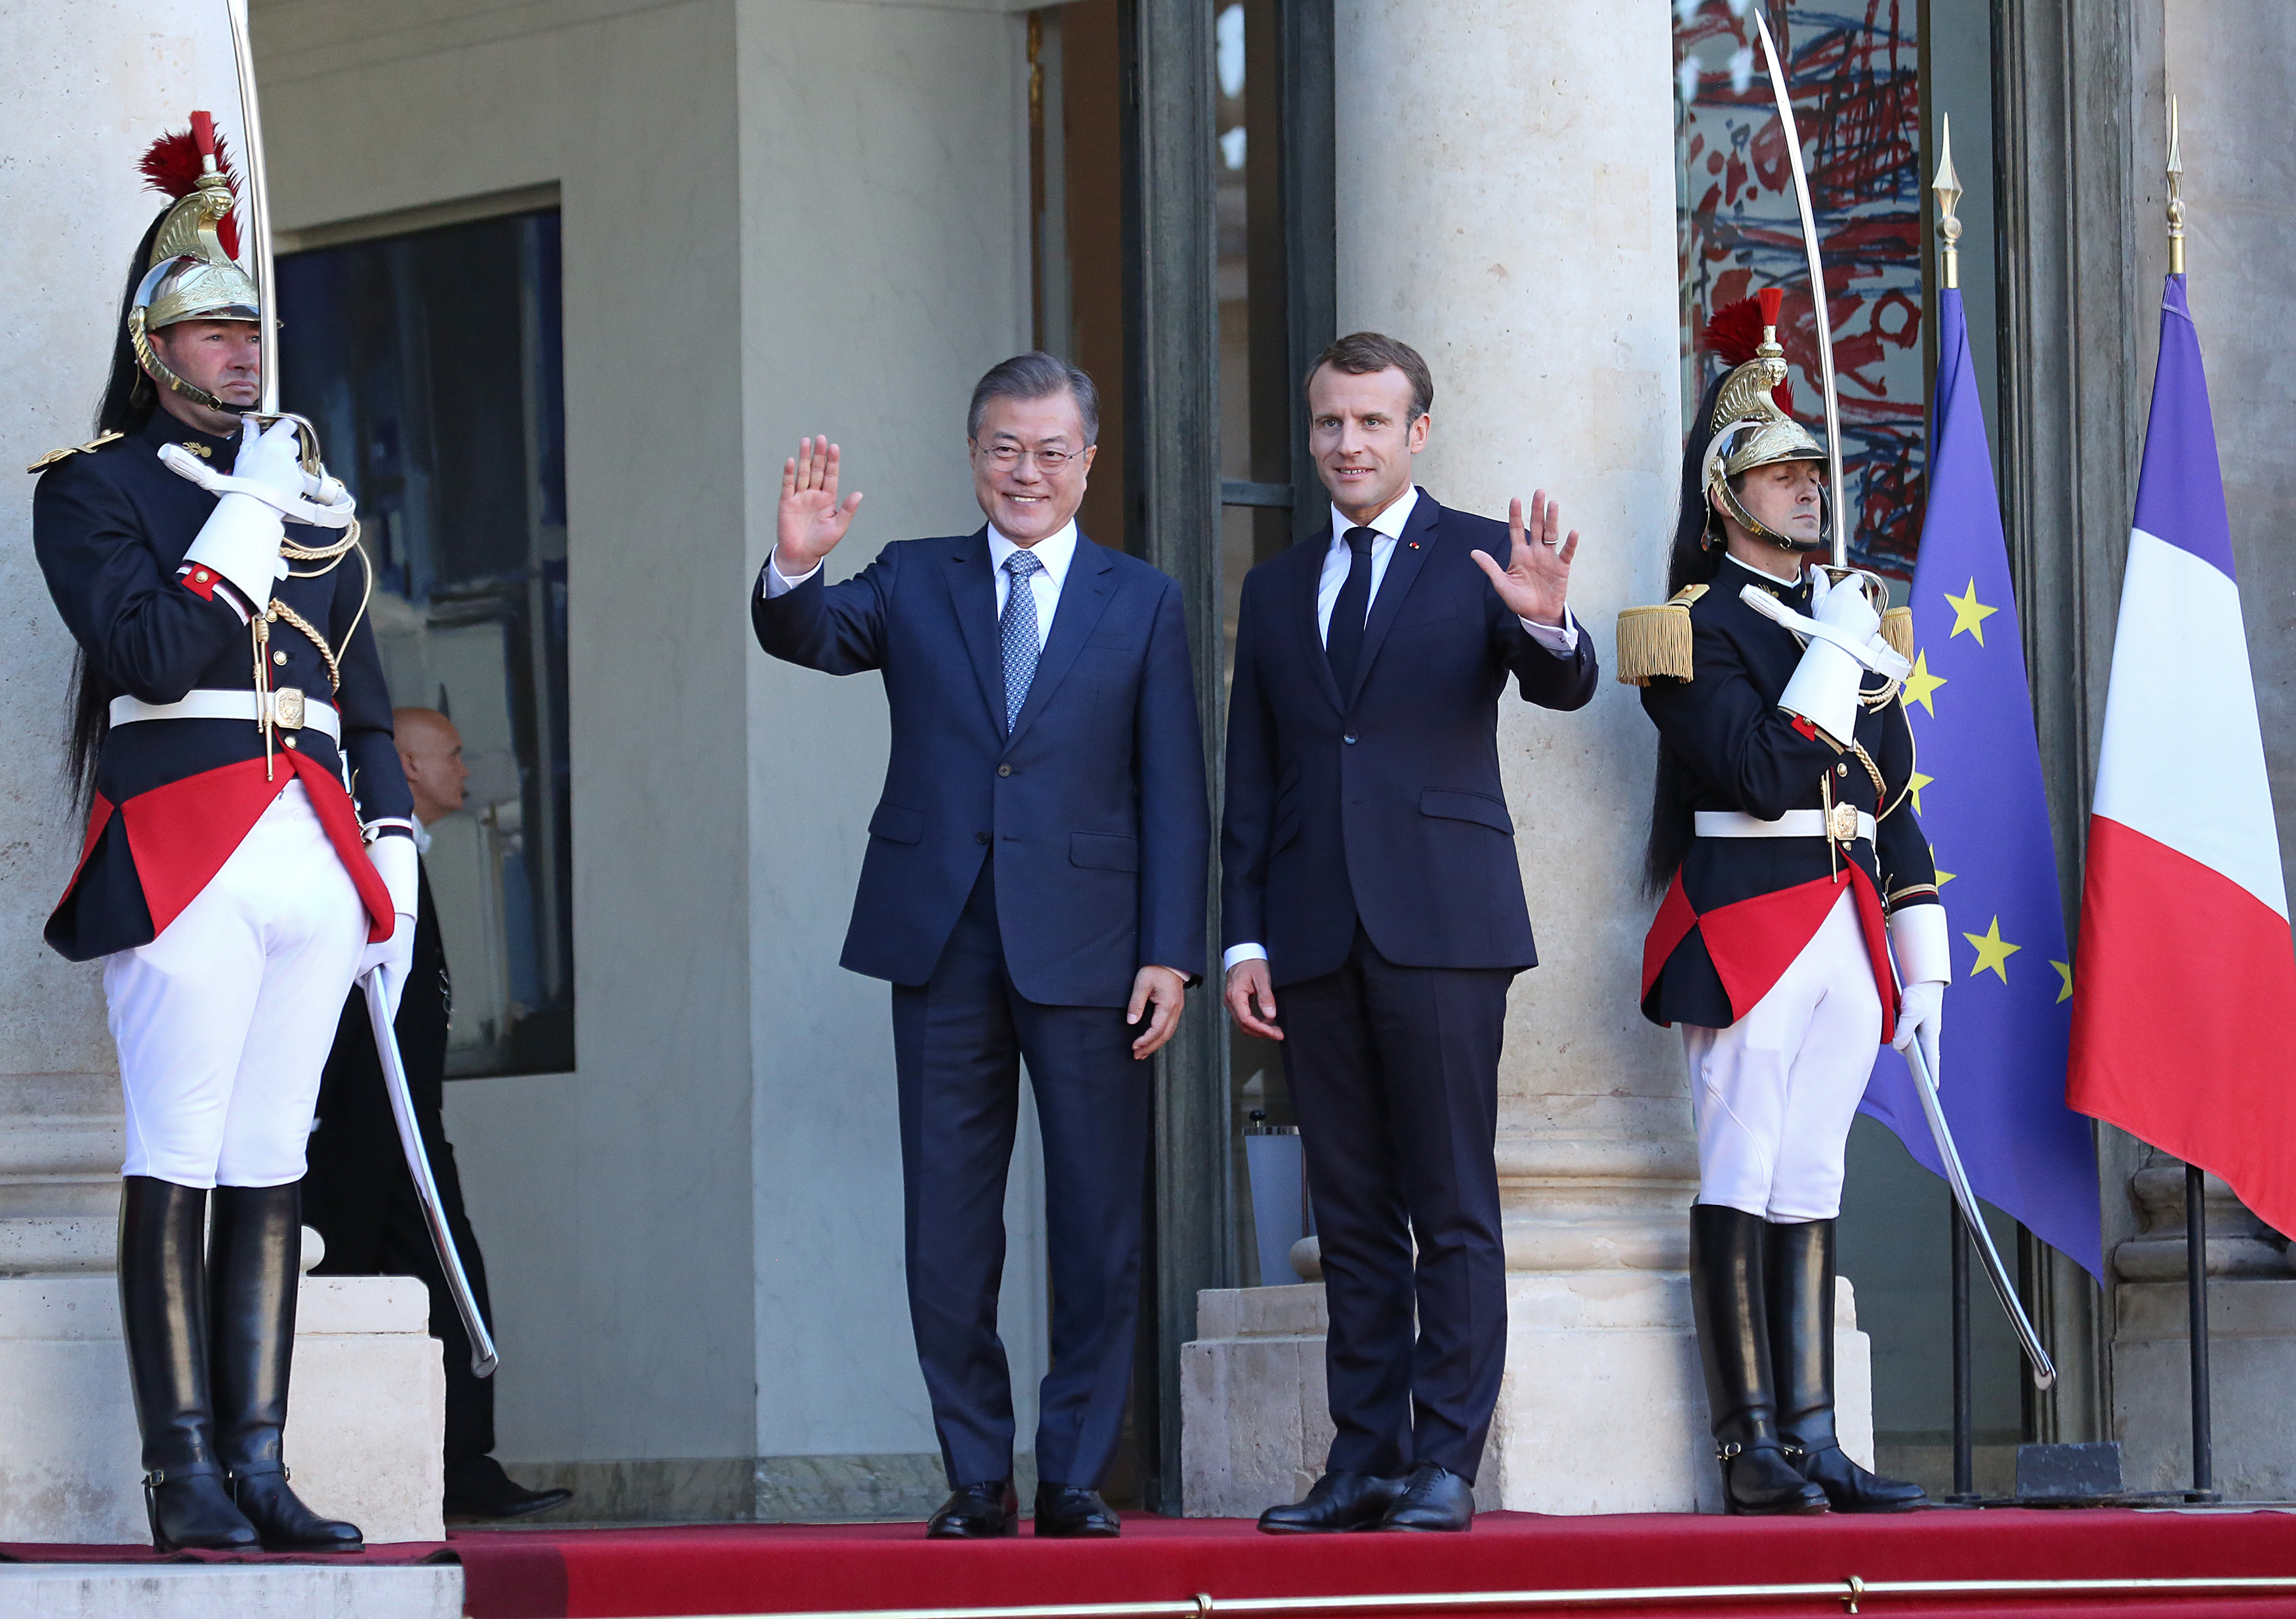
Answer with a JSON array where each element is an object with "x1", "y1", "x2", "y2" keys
[{"x1": 2067, "y1": 273, "x2": 2296, "y2": 1238}]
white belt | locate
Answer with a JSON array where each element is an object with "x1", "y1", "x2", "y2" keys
[
  {"x1": 108, "y1": 689, "x2": 340, "y2": 743},
  {"x1": 1696, "y1": 808, "x2": 1874, "y2": 844}
]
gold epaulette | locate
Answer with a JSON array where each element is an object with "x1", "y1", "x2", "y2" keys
[
  {"x1": 26, "y1": 432, "x2": 123, "y2": 474},
  {"x1": 1879, "y1": 604, "x2": 1914, "y2": 663},
  {"x1": 1614, "y1": 583, "x2": 1706, "y2": 686}
]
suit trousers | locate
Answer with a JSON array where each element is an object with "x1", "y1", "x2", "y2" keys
[
  {"x1": 1280, "y1": 924, "x2": 1513, "y2": 1481},
  {"x1": 890, "y1": 860, "x2": 1152, "y2": 1491}
]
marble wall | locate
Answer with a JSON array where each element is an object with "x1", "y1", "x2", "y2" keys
[
  {"x1": 1330, "y1": 0, "x2": 1706, "y2": 1511},
  {"x1": 0, "y1": 2, "x2": 235, "y2": 1242},
  {"x1": 732, "y1": 0, "x2": 1043, "y2": 1467}
]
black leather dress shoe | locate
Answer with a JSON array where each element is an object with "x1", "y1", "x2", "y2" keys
[
  {"x1": 1258, "y1": 1471, "x2": 1408, "y2": 1534},
  {"x1": 1379, "y1": 1465, "x2": 1475, "y2": 1532},
  {"x1": 1034, "y1": 1481, "x2": 1120, "y2": 1538},
  {"x1": 444, "y1": 1455, "x2": 576, "y2": 1521},
  {"x1": 928, "y1": 1480, "x2": 1019, "y2": 1539}
]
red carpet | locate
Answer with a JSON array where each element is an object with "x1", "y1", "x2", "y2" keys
[{"x1": 449, "y1": 1508, "x2": 2296, "y2": 1619}]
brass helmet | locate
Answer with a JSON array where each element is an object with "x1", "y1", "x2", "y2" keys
[
  {"x1": 127, "y1": 113, "x2": 260, "y2": 413},
  {"x1": 1701, "y1": 287, "x2": 1829, "y2": 553}
]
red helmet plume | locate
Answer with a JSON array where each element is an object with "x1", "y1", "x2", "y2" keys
[
  {"x1": 138, "y1": 113, "x2": 240, "y2": 260},
  {"x1": 1700, "y1": 291, "x2": 1794, "y2": 412}
]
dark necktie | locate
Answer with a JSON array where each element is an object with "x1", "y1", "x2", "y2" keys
[{"x1": 1325, "y1": 526, "x2": 1378, "y2": 694}]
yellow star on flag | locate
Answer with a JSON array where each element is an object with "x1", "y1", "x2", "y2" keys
[
  {"x1": 2050, "y1": 960, "x2": 2074, "y2": 1004},
  {"x1": 1935, "y1": 868, "x2": 1956, "y2": 886},
  {"x1": 1902, "y1": 650, "x2": 1946, "y2": 717},
  {"x1": 1907, "y1": 769, "x2": 1933, "y2": 814},
  {"x1": 1963, "y1": 916, "x2": 2021, "y2": 983},
  {"x1": 1944, "y1": 579, "x2": 1999, "y2": 646}
]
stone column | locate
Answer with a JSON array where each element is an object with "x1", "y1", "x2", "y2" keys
[
  {"x1": 1331, "y1": 0, "x2": 1749, "y2": 1513},
  {"x1": 0, "y1": 5, "x2": 440, "y2": 1543}
]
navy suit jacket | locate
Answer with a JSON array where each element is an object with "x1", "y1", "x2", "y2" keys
[
  {"x1": 752, "y1": 529, "x2": 1208, "y2": 1008},
  {"x1": 1221, "y1": 490, "x2": 1600, "y2": 987}
]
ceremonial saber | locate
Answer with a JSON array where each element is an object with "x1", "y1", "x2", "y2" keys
[
  {"x1": 362, "y1": 969, "x2": 501, "y2": 1378},
  {"x1": 222, "y1": 0, "x2": 279, "y2": 417},
  {"x1": 1748, "y1": 9, "x2": 1851, "y2": 571},
  {"x1": 1898, "y1": 1014, "x2": 2056, "y2": 1390},
  {"x1": 1746, "y1": 9, "x2": 2051, "y2": 1387}
]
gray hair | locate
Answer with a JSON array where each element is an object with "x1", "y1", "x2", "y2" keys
[{"x1": 967, "y1": 351, "x2": 1100, "y2": 445}]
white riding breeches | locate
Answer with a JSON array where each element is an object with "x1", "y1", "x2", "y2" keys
[
  {"x1": 1681, "y1": 889, "x2": 1882, "y2": 1222},
  {"x1": 104, "y1": 780, "x2": 367, "y2": 1189}
]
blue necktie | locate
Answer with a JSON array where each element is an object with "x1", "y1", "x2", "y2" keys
[{"x1": 1000, "y1": 549, "x2": 1046, "y2": 730}]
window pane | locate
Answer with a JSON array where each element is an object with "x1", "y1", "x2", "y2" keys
[{"x1": 279, "y1": 209, "x2": 575, "y2": 1076}]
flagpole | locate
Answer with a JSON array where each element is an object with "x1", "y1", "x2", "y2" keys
[
  {"x1": 1950, "y1": 1204, "x2": 1978, "y2": 1502},
  {"x1": 2186, "y1": 1163, "x2": 2216, "y2": 1500},
  {"x1": 1931, "y1": 114, "x2": 1983, "y2": 1505},
  {"x1": 2161, "y1": 93, "x2": 2218, "y2": 1506}
]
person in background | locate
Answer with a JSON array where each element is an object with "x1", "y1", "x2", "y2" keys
[{"x1": 304, "y1": 707, "x2": 575, "y2": 1522}]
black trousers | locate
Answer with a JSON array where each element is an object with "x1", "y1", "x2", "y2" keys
[
  {"x1": 1279, "y1": 924, "x2": 1511, "y2": 1481},
  {"x1": 890, "y1": 861, "x2": 1152, "y2": 1491},
  {"x1": 303, "y1": 998, "x2": 495, "y2": 1473}
]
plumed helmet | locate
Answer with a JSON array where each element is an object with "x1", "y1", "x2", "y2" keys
[
  {"x1": 1700, "y1": 288, "x2": 1830, "y2": 553},
  {"x1": 127, "y1": 113, "x2": 260, "y2": 411}
]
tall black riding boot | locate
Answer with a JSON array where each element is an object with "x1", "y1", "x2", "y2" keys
[
  {"x1": 1689, "y1": 1204, "x2": 1828, "y2": 1516},
  {"x1": 119, "y1": 1177, "x2": 260, "y2": 1551},
  {"x1": 209, "y1": 1185, "x2": 363, "y2": 1552},
  {"x1": 1767, "y1": 1218, "x2": 1925, "y2": 1513}
]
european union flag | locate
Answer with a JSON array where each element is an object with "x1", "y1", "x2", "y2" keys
[{"x1": 1856, "y1": 287, "x2": 2104, "y2": 1280}]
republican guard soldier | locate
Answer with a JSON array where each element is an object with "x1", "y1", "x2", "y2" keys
[
  {"x1": 1618, "y1": 291, "x2": 1943, "y2": 1517},
  {"x1": 31, "y1": 115, "x2": 417, "y2": 1553}
]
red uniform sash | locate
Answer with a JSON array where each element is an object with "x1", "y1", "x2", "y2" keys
[
  {"x1": 65, "y1": 753, "x2": 396, "y2": 945},
  {"x1": 1643, "y1": 865, "x2": 1900, "y2": 1040}
]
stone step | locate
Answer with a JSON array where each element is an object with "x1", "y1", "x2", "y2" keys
[{"x1": 0, "y1": 1563, "x2": 461, "y2": 1618}]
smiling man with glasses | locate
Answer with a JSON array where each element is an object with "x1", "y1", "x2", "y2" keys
[{"x1": 752, "y1": 352, "x2": 1208, "y2": 1540}]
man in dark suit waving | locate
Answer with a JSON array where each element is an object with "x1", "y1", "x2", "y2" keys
[
  {"x1": 1225, "y1": 334, "x2": 1597, "y2": 1533},
  {"x1": 753, "y1": 354, "x2": 1208, "y2": 1540}
]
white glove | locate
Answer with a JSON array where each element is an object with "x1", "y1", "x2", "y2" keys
[
  {"x1": 162, "y1": 416, "x2": 357, "y2": 535},
  {"x1": 358, "y1": 834, "x2": 420, "y2": 1021},
  {"x1": 1887, "y1": 904, "x2": 1950, "y2": 1084},
  {"x1": 1811, "y1": 567, "x2": 1882, "y2": 642},
  {"x1": 174, "y1": 419, "x2": 303, "y2": 606},
  {"x1": 1740, "y1": 572, "x2": 1911, "y2": 680}
]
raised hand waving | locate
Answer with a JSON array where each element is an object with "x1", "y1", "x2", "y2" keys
[
  {"x1": 777, "y1": 436, "x2": 865, "y2": 576},
  {"x1": 1471, "y1": 489, "x2": 1579, "y2": 628}
]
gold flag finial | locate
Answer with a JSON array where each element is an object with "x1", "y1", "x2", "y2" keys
[
  {"x1": 1932, "y1": 112, "x2": 1964, "y2": 291},
  {"x1": 2166, "y1": 94, "x2": 2186, "y2": 276}
]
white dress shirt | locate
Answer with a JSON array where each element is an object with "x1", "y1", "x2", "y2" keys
[
  {"x1": 762, "y1": 520, "x2": 1078, "y2": 650},
  {"x1": 1225, "y1": 487, "x2": 1579, "y2": 973}
]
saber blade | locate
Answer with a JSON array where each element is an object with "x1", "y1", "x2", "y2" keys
[
  {"x1": 1749, "y1": 9, "x2": 1851, "y2": 571},
  {"x1": 362, "y1": 969, "x2": 501, "y2": 1378},
  {"x1": 221, "y1": 0, "x2": 279, "y2": 417},
  {"x1": 1903, "y1": 1035, "x2": 2057, "y2": 1389}
]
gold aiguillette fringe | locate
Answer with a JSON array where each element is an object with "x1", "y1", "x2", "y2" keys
[
  {"x1": 1880, "y1": 605, "x2": 1914, "y2": 663},
  {"x1": 1614, "y1": 584, "x2": 1704, "y2": 686}
]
